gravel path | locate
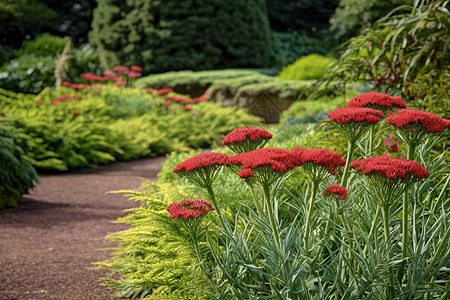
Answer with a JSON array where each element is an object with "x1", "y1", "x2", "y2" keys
[{"x1": 0, "y1": 157, "x2": 166, "y2": 299}]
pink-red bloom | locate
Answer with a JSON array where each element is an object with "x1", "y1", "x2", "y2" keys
[
  {"x1": 114, "y1": 81, "x2": 127, "y2": 87},
  {"x1": 350, "y1": 156, "x2": 429, "y2": 180},
  {"x1": 292, "y1": 148, "x2": 346, "y2": 175},
  {"x1": 387, "y1": 109, "x2": 449, "y2": 133},
  {"x1": 113, "y1": 65, "x2": 129, "y2": 73},
  {"x1": 328, "y1": 107, "x2": 385, "y2": 124},
  {"x1": 103, "y1": 71, "x2": 121, "y2": 80},
  {"x1": 127, "y1": 71, "x2": 142, "y2": 78},
  {"x1": 173, "y1": 152, "x2": 229, "y2": 173},
  {"x1": 166, "y1": 199, "x2": 214, "y2": 220},
  {"x1": 222, "y1": 127, "x2": 273, "y2": 154},
  {"x1": 156, "y1": 88, "x2": 174, "y2": 95},
  {"x1": 347, "y1": 92, "x2": 406, "y2": 112},
  {"x1": 130, "y1": 65, "x2": 142, "y2": 72},
  {"x1": 324, "y1": 184, "x2": 348, "y2": 200},
  {"x1": 74, "y1": 110, "x2": 82, "y2": 115}
]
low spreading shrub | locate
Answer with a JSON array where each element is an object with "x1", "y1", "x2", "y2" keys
[
  {"x1": 0, "y1": 83, "x2": 260, "y2": 171},
  {"x1": 0, "y1": 117, "x2": 39, "y2": 209},
  {"x1": 100, "y1": 92, "x2": 449, "y2": 298},
  {"x1": 278, "y1": 53, "x2": 336, "y2": 80}
]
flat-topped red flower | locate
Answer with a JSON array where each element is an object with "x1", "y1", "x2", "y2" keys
[
  {"x1": 222, "y1": 127, "x2": 273, "y2": 154},
  {"x1": 328, "y1": 107, "x2": 385, "y2": 142},
  {"x1": 350, "y1": 156, "x2": 428, "y2": 207},
  {"x1": 293, "y1": 148, "x2": 346, "y2": 182},
  {"x1": 324, "y1": 184, "x2": 348, "y2": 200},
  {"x1": 173, "y1": 152, "x2": 229, "y2": 188},
  {"x1": 229, "y1": 148, "x2": 297, "y2": 185},
  {"x1": 166, "y1": 199, "x2": 215, "y2": 221},
  {"x1": 387, "y1": 109, "x2": 449, "y2": 133},
  {"x1": 347, "y1": 92, "x2": 406, "y2": 113}
]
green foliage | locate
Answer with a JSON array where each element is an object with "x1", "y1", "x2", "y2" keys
[
  {"x1": 96, "y1": 182, "x2": 211, "y2": 299},
  {"x1": 320, "y1": 0, "x2": 449, "y2": 116},
  {"x1": 0, "y1": 117, "x2": 39, "y2": 209},
  {"x1": 16, "y1": 33, "x2": 67, "y2": 57},
  {"x1": 0, "y1": 86, "x2": 260, "y2": 171},
  {"x1": 278, "y1": 54, "x2": 336, "y2": 80},
  {"x1": 0, "y1": 34, "x2": 103, "y2": 94},
  {"x1": 329, "y1": 0, "x2": 412, "y2": 41},
  {"x1": 266, "y1": 0, "x2": 339, "y2": 34},
  {"x1": 90, "y1": 0, "x2": 271, "y2": 73},
  {"x1": 269, "y1": 32, "x2": 334, "y2": 67}
]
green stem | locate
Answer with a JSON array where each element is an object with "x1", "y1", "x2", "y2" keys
[
  {"x1": 206, "y1": 186, "x2": 228, "y2": 232},
  {"x1": 382, "y1": 205, "x2": 390, "y2": 245},
  {"x1": 247, "y1": 182, "x2": 263, "y2": 218},
  {"x1": 368, "y1": 126, "x2": 374, "y2": 155},
  {"x1": 192, "y1": 232, "x2": 218, "y2": 295},
  {"x1": 341, "y1": 140, "x2": 355, "y2": 189},
  {"x1": 263, "y1": 184, "x2": 281, "y2": 253},
  {"x1": 304, "y1": 181, "x2": 318, "y2": 255}
]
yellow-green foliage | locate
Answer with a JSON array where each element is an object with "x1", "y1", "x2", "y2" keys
[
  {"x1": 278, "y1": 54, "x2": 335, "y2": 80},
  {"x1": 0, "y1": 85, "x2": 260, "y2": 171},
  {"x1": 97, "y1": 182, "x2": 213, "y2": 299}
]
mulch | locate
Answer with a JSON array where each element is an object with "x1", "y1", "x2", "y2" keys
[{"x1": 0, "y1": 156, "x2": 166, "y2": 300}]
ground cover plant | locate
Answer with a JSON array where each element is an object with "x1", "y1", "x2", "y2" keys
[
  {"x1": 100, "y1": 91, "x2": 449, "y2": 298},
  {"x1": 0, "y1": 68, "x2": 260, "y2": 172}
]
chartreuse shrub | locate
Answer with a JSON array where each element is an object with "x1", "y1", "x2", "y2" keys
[
  {"x1": 0, "y1": 118, "x2": 39, "y2": 209},
  {"x1": 90, "y1": 0, "x2": 271, "y2": 73},
  {"x1": 101, "y1": 92, "x2": 449, "y2": 298},
  {"x1": 278, "y1": 53, "x2": 336, "y2": 80},
  {"x1": 0, "y1": 85, "x2": 259, "y2": 171}
]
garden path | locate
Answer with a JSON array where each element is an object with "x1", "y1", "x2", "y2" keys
[{"x1": 0, "y1": 156, "x2": 166, "y2": 300}]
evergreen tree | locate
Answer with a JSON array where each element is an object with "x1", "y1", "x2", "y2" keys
[{"x1": 90, "y1": 0, "x2": 271, "y2": 73}]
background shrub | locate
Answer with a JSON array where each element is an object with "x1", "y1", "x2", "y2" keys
[
  {"x1": 278, "y1": 54, "x2": 335, "y2": 80},
  {"x1": 90, "y1": 0, "x2": 271, "y2": 73},
  {"x1": 0, "y1": 117, "x2": 39, "y2": 209}
]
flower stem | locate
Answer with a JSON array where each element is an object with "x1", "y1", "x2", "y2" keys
[
  {"x1": 192, "y1": 231, "x2": 218, "y2": 295},
  {"x1": 382, "y1": 205, "x2": 390, "y2": 244},
  {"x1": 263, "y1": 184, "x2": 281, "y2": 253},
  {"x1": 206, "y1": 186, "x2": 228, "y2": 232},
  {"x1": 304, "y1": 181, "x2": 318, "y2": 255},
  {"x1": 341, "y1": 140, "x2": 355, "y2": 188}
]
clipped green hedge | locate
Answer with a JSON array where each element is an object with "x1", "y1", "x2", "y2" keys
[
  {"x1": 136, "y1": 69, "x2": 314, "y2": 123},
  {"x1": 0, "y1": 117, "x2": 39, "y2": 209},
  {"x1": 0, "y1": 86, "x2": 259, "y2": 171}
]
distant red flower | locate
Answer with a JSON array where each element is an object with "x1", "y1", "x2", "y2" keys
[
  {"x1": 183, "y1": 106, "x2": 192, "y2": 111},
  {"x1": 114, "y1": 81, "x2": 127, "y2": 87},
  {"x1": 104, "y1": 71, "x2": 121, "y2": 80},
  {"x1": 162, "y1": 102, "x2": 172, "y2": 108},
  {"x1": 350, "y1": 156, "x2": 429, "y2": 180},
  {"x1": 127, "y1": 71, "x2": 142, "y2": 78},
  {"x1": 130, "y1": 65, "x2": 142, "y2": 72},
  {"x1": 324, "y1": 184, "x2": 348, "y2": 200},
  {"x1": 328, "y1": 107, "x2": 385, "y2": 124},
  {"x1": 387, "y1": 109, "x2": 449, "y2": 133},
  {"x1": 80, "y1": 72, "x2": 109, "y2": 81},
  {"x1": 37, "y1": 100, "x2": 45, "y2": 104},
  {"x1": 347, "y1": 92, "x2": 406, "y2": 113},
  {"x1": 113, "y1": 65, "x2": 129, "y2": 74},
  {"x1": 156, "y1": 88, "x2": 174, "y2": 95},
  {"x1": 144, "y1": 88, "x2": 155, "y2": 94},
  {"x1": 166, "y1": 199, "x2": 214, "y2": 220},
  {"x1": 74, "y1": 110, "x2": 82, "y2": 115},
  {"x1": 237, "y1": 168, "x2": 254, "y2": 181},
  {"x1": 222, "y1": 127, "x2": 273, "y2": 153}
]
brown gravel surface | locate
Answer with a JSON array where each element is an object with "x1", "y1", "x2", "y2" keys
[{"x1": 0, "y1": 157, "x2": 166, "y2": 300}]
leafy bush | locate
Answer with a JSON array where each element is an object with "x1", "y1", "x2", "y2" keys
[
  {"x1": 278, "y1": 53, "x2": 336, "y2": 80},
  {"x1": 269, "y1": 32, "x2": 334, "y2": 67},
  {"x1": 0, "y1": 85, "x2": 260, "y2": 171},
  {"x1": 90, "y1": 0, "x2": 271, "y2": 73},
  {"x1": 318, "y1": 0, "x2": 449, "y2": 116},
  {"x1": 0, "y1": 34, "x2": 103, "y2": 94},
  {"x1": 0, "y1": 117, "x2": 39, "y2": 209}
]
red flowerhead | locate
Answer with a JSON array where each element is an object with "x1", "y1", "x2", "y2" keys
[
  {"x1": 166, "y1": 199, "x2": 215, "y2": 221},
  {"x1": 347, "y1": 92, "x2": 406, "y2": 113},
  {"x1": 324, "y1": 184, "x2": 348, "y2": 200},
  {"x1": 222, "y1": 127, "x2": 273, "y2": 154}
]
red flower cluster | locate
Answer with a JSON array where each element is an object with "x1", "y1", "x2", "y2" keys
[
  {"x1": 156, "y1": 88, "x2": 174, "y2": 95},
  {"x1": 347, "y1": 92, "x2": 406, "y2": 110},
  {"x1": 73, "y1": 110, "x2": 82, "y2": 115},
  {"x1": 164, "y1": 95, "x2": 208, "y2": 104},
  {"x1": 62, "y1": 81, "x2": 90, "y2": 90},
  {"x1": 130, "y1": 65, "x2": 142, "y2": 72},
  {"x1": 113, "y1": 65, "x2": 129, "y2": 74},
  {"x1": 114, "y1": 81, "x2": 127, "y2": 87},
  {"x1": 324, "y1": 184, "x2": 348, "y2": 200},
  {"x1": 80, "y1": 72, "x2": 109, "y2": 81},
  {"x1": 293, "y1": 148, "x2": 346, "y2": 174},
  {"x1": 328, "y1": 107, "x2": 385, "y2": 124},
  {"x1": 50, "y1": 94, "x2": 82, "y2": 105},
  {"x1": 127, "y1": 71, "x2": 142, "y2": 78},
  {"x1": 350, "y1": 156, "x2": 429, "y2": 180},
  {"x1": 173, "y1": 152, "x2": 229, "y2": 173},
  {"x1": 387, "y1": 109, "x2": 450, "y2": 132},
  {"x1": 237, "y1": 168, "x2": 254, "y2": 180},
  {"x1": 222, "y1": 127, "x2": 273, "y2": 145},
  {"x1": 229, "y1": 148, "x2": 297, "y2": 173},
  {"x1": 166, "y1": 199, "x2": 214, "y2": 220},
  {"x1": 103, "y1": 71, "x2": 121, "y2": 80}
]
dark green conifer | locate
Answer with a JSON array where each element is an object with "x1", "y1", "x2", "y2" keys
[{"x1": 90, "y1": 0, "x2": 271, "y2": 73}]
